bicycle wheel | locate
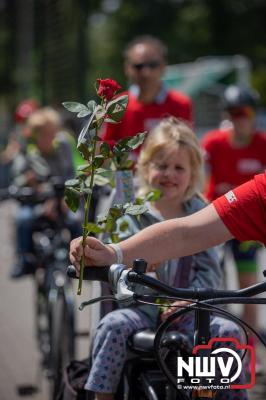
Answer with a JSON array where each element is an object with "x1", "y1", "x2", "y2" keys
[
  {"x1": 49, "y1": 286, "x2": 76, "y2": 400},
  {"x1": 155, "y1": 306, "x2": 221, "y2": 400},
  {"x1": 34, "y1": 270, "x2": 52, "y2": 372}
]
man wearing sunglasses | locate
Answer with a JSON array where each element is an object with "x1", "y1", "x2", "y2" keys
[
  {"x1": 201, "y1": 84, "x2": 266, "y2": 372},
  {"x1": 101, "y1": 35, "x2": 192, "y2": 154}
]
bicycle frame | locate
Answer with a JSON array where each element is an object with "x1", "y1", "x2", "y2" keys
[
  {"x1": 0, "y1": 181, "x2": 79, "y2": 399},
  {"x1": 67, "y1": 262, "x2": 266, "y2": 400}
]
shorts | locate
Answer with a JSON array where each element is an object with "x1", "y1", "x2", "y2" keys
[{"x1": 227, "y1": 239, "x2": 260, "y2": 274}]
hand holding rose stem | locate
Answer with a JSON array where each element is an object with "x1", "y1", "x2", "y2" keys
[
  {"x1": 70, "y1": 202, "x2": 232, "y2": 282},
  {"x1": 64, "y1": 79, "x2": 122, "y2": 294}
]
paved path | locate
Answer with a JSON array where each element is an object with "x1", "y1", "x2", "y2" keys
[
  {"x1": 0, "y1": 201, "x2": 266, "y2": 399},
  {"x1": 0, "y1": 201, "x2": 48, "y2": 400},
  {"x1": 0, "y1": 201, "x2": 92, "y2": 400}
]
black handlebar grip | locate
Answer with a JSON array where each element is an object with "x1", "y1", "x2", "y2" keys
[
  {"x1": 66, "y1": 265, "x2": 110, "y2": 282},
  {"x1": 132, "y1": 259, "x2": 147, "y2": 273},
  {"x1": 66, "y1": 265, "x2": 78, "y2": 278}
]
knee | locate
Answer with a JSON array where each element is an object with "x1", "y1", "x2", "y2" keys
[
  {"x1": 100, "y1": 312, "x2": 128, "y2": 335},
  {"x1": 96, "y1": 312, "x2": 133, "y2": 348}
]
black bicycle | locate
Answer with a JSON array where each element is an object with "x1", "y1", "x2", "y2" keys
[
  {"x1": 67, "y1": 260, "x2": 266, "y2": 400},
  {"x1": 0, "y1": 180, "x2": 78, "y2": 400}
]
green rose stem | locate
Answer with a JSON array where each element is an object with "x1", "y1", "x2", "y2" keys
[
  {"x1": 62, "y1": 86, "x2": 139, "y2": 295},
  {"x1": 78, "y1": 129, "x2": 98, "y2": 295}
]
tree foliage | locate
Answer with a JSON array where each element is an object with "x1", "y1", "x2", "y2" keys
[{"x1": 1, "y1": 0, "x2": 266, "y2": 108}]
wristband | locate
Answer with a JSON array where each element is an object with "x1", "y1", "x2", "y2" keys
[{"x1": 107, "y1": 243, "x2": 123, "y2": 264}]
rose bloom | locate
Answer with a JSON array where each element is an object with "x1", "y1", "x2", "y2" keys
[{"x1": 96, "y1": 78, "x2": 121, "y2": 101}]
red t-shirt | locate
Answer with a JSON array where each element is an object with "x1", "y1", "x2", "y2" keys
[
  {"x1": 213, "y1": 171, "x2": 266, "y2": 245},
  {"x1": 202, "y1": 129, "x2": 266, "y2": 201},
  {"x1": 101, "y1": 89, "x2": 192, "y2": 149}
]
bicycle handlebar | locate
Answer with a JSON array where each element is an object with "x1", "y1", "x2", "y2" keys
[
  {"x1": 128, "y1": 271, "x2": 266, "y2": 299},
  {"x1": 0, "y1": 185, "x2": 44, "y2": 203},
  {"x1": 66, "y1": 263, "x2": 266, "y2": 301},
  {"x1": 67, "y1": 264, "x2": 110, "y2": 282},
  {"x1": 0, "y1": 177, "x2": 66, "y2": 204}
]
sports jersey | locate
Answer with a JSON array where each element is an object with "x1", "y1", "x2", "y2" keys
[
  {"x1": 213, "y1": 171, "x2": 266, "y2": 246},
  {"x1": 101, "y1": 85, "x2": 192, "y2": 150},
  {"x1": 202, "y1": 129, "x2": 266, "y2": 201}
]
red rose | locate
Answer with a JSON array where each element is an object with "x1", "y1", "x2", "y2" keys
[{"x1": 96, "y1": 78, "x2": 121, "y2": 101}]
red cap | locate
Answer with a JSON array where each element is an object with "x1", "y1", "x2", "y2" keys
[{"x1": 14, "y1": 99, "x2": 40, "y2": 124}]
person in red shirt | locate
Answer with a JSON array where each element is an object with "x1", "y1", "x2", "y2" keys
[
  {"x1": 202, "y1": 85, "x2": 266, "y2": 365},
  {"x1": 202, "y1": 86, "x2": 265, "y2": 201},
  {"x1": 213, "y1": 172, "x2": 266, "y2": 245},
  {"x1": 70, "y1": 171, "x2": 266, "y2": 266},
  {"x1": 101, "y1": 35, "x2": 192, "y2": 156}
]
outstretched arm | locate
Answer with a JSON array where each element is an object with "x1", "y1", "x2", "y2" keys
[
  {"x1": 119, "y1": 203, "x2": 232, "y2": 266},
  {"x1": 69, "y1": 203, "x2": 233, "y2": 269}
]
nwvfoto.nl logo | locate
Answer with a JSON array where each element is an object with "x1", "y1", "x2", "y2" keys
[{"x1": 176, "y1": 337, "x2": 255, "y2": 390}]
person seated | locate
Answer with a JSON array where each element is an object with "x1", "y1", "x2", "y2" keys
[
  {"x1": 75, "y1": 118, "x2": 247, "y2": 400},
  {"x1": 10, "y1": 107, "x2": 82, "y2": 279}
]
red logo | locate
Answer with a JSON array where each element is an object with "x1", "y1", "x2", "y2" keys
[
  {"x1": 192, "y1": 338, "x2": 255, "y2": 389},
  {"x1": 177, "y1": 337, "x2": 255, "y2": 390}
]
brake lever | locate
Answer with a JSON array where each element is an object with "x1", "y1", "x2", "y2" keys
[
  {"x1": 79, "y1": 295, "x2": 117, "y2": 311},
  {"x1": 78, "y1": 266, "x2": 135, "y2": 311},
  {"x1": 114, "y1": 269, "x2": 134, "y2": 303},
  {"x1": 108, "y1": 264, "x2": 134, "y2": 304}
]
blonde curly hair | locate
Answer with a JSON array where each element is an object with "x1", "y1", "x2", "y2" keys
[{"x1": 137, "y1": 117, "x2": 204, "y2": 201}]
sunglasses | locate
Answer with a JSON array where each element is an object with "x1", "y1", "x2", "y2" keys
[
  {"x1": 131, "y1": 60, "x2": 162, "y2": 71},
  {"x1": 228, "y1": 106, "x2": 255, "y2": 119}
]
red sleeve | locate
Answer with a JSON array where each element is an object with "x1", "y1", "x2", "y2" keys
[{"x1": 213, "y1": 174, "x2": 266, "y2": 245}]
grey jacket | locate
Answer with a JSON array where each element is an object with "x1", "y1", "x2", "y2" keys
[
  {"x1": 11, "y1": 132, "x2": 75, "y2": 187},
  {"x1": 117, "y1": 196, "x2": 222, "y2": 323}
]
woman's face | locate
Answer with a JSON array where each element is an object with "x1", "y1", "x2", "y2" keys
[{"x1": 147, "y1": 145, "x2": 192, "y2": 202}]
